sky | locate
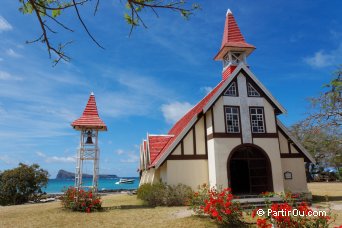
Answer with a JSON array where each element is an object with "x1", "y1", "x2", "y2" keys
[{"x1": 0, "y1": 0, "x2": 341, "y2": 178}]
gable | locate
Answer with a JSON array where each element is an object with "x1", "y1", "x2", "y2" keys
[
  {"x1": 277, "y1": 120, "x2": 315, "y2": 163},
  {"x1": 152, "y1": 64, "x2": 287, "y2": 168},
  {"x1": 204, "y1": 64, "x2": 286, "y2": 114}
]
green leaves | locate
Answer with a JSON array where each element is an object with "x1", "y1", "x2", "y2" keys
[
  {"x1": 0, "y1": 163, "x2": 49, "y2": 206},
  {"x1": 124, "y1": 13, "x2": 138, "y2": 26},
  {"x1": 52, "y1": 9, "x2": 61, "y2": 17}
]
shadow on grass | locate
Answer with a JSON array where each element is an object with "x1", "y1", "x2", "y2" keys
[
  {"x1": 312, "y1": 195, "x2": 342, "y2": 203},
  {"x1": 103, "y1": 205, "x2": 155, "y2": 210}
]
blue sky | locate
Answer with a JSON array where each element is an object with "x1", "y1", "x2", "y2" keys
[{"x1": 0, "y1": 0, "x2": 341, "y2": 177}]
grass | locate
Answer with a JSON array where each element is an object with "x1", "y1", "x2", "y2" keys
[
  {"x1": 1, "y1": 183, "x2": 341, "y2": 227},
  {"x1": 0, "y1": 194, "x2": 217, "y2": 228},
  {"x1": 308, "y1": 182, "x2": 342, "y2": 226}
]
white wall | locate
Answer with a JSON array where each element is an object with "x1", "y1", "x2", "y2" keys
[
  {"x1": 281, "y1": 158, "x2": 308, "y2": 192},
  {"x1": 167, "y1": 160, "x2": 209, "y2": 190},
  {"x1": 183, "y1": 129, "x2": 194, "y2": 155},
  {"x1": 279, "y1": 130, "x2": 289, "y2": 154},
  {"x1": 195, "y1": 116, "x2": 206, "y2": 155}
]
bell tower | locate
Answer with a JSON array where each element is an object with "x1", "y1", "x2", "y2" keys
[
  {"x1": 214, "y1": 9, "x2": 255, "y2": 80},
  {"x1": 71, "y1": 92, "x2": 107, "y2": 193}
]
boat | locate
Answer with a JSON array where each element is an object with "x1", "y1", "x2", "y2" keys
[{"x1": 115, "y1": 178, "x2": 135, "y2": 184}]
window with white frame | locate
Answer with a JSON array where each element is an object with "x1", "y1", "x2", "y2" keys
[
  {"x1": 224, "y1": 82, "x2": 237, "y2": 96},
  {"x1": 247, "y1": 83, "x2": 260, "y2": 97},
  {"x1": 231, "y1": 52, "x2": 243, "y2": 64},
  {"x1": 225, "y1": 106, "x2": 240, "y2": 133},
  {"x1": 250, "y1": 107, "x2": 265, "y2": 133}
]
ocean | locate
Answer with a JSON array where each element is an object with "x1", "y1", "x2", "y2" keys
[{"x1": 44, "y1": 177, "x2": 140, "y2": 194}]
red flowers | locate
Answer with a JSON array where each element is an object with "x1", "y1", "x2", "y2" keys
[
  {"x1": 61, "y1": 187, "x2": 102, "y2": 213},
  {"x1": 190, "y1": 186, "x2": 243, "y2": 225},
  {"x1": 256, "y1": 218, "x2": 272, "y2": 228}
]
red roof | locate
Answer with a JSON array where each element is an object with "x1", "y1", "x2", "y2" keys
[
  {"x1": 149, "y1": 78, "x2": 228, "y2": 167},
  {"x1": 148, "y1": 135, "x2": 174, "y2": 164},
  {"x1": 214, "y1": 10, "x2": 255, "y2": 60},
  {"x1": 71, "y1": 93, "x2": 107, "y2": 131}
]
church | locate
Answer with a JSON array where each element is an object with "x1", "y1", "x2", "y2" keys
[{"x1": 139, "y1": 9, "x2": 315, "y2": 195}]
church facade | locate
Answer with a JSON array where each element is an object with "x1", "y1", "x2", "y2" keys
[{"x1": 139, "y1": 9, "x2": 314, "y2": 195}]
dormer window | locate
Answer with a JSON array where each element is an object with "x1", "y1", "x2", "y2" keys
[
  {"x1": 224, "y1": 81, "x2": 238, "y2": 96},
  {"x1": 247, "y1": 83, "x2": 260, "y2": 97}
]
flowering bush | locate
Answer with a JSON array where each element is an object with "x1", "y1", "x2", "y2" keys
[
  {"x1": 61, "y1": 187, "x2": 102, "y2": 213},
  {"x1": 252, "y1": 192, "x2": 336, "y2": 228},
  {"x1": 190, "y1": 185, "x2": 244, "y2": 226}
]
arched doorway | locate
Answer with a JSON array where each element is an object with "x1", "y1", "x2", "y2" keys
[{"x1": 228, "y1": 144, "x2": 273, "y2": 195}]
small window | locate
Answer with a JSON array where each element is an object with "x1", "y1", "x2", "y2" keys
[
  {"x1": 231, "y1": 52, "x2": 242, "y2": 64},
  {"x1": 224, "y1": 82, "x2": 237, "y2": 96},
  {"x1": 247, "y1": 83, "x2": 260, "y2": 97},
  {"x1": 250, "y1": 107, "x2": 265, "y2": 133},
  {"x1": 225, "y1": 106, "x2": 240, "y2": 133}
]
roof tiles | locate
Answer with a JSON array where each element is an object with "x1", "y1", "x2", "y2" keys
[{"x1": 71, "y1": 93, "x2": 107, "y2": 131}]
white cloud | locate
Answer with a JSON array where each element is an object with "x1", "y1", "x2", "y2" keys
[
  {"x1": 36, "y1": 151, "x2": 75, "y2": 163},
  {"x1": 304, "y1": 43, "x2": 342, "y2": 68},
  {"x1": 0, "y1": 70, "x2": 22, "y2": 81},
  {"x1": 116, "y1": 149, "x2": 124, "y2": 155},
  {"x1": 201, "y1": 86, "x2": 213, "y2": 95},
  {"x1": 120, "y1": 153, "x2": 139, "y2": 163},
  {"x1": 36, "y1": 151, "x2": 46, "y2": 157},
  {"x1": 304, "y1": 51, "x2": 334, "y2": 68},
  {"x1": 0, "y1": 155, "x2": 17, "y2": 165},
  {"x1": 0, "y1": 16, "x2": 12, "y2": 32},
  {"x1": 161, "y1": 101, "x2": 193, "y2": 124},
  {"x1": 6, "y1": 48, "x2": 22, "y2": 58}
]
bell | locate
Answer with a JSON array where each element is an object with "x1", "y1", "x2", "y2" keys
[{"x1": 85, "y1": 131, "x2": 93, "y2": 144}]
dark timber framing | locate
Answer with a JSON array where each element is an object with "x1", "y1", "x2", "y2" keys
[
  {"x1": 277, "y1": 126, "x2": 309, "y2": 162},
  {"x1": 193, "y1": 125, "x2": 197, "y2": 155},
  {"x1": 168, "y1": 155, "x2": 208, "y2": 160},
  {"x1": 204, "y1": 114, "x2": 208, "y2": 155},
  {"x1": 165, "y1": 116, "x2": 208, "y2": 162}
]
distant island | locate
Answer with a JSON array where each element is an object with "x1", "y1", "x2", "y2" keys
[{"x1": 56, "y1": 169, "x2": 118, "y2": 179}]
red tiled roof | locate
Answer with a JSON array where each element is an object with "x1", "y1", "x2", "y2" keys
[
  {"x1": 222, "y1": 65, "x2": 237, "y2": 81},
  {"x1": 148, "y1": 135, "x2": 174, "y2": 164},
  {"x1": 214, "y1": 10, "x2": 255, "y2": 61},
  {"x1": 221, "y1": 10, "x2": 254, "y2": 49},
  {"x1": 71, "y1": 93, "x2": 107, "y2": 131},
  {"x1": 150, "y1": 78, "x2": 229, "y2": 167}
]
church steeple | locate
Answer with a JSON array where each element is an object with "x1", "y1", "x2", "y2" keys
[{"x1": 214, "y1": 9, "x2": 255, "y2": 80}]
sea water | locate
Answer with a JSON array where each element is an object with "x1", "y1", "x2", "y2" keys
[{"x1": 44, "y1": 177, "x2": 140, "y2": 194}]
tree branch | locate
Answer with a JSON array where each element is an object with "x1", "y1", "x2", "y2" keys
[{"x1": 72, "y1": 0, "x2": 105, "y2": 49}]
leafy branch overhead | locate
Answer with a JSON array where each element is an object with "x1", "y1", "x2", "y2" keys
[{"x1": 18, "y1": 0, "x2": 200, "y2": 65}]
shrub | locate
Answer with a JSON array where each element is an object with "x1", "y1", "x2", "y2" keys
[
  {"x1": 190, "y1": 185, "x2": 244, "y2": 226},
  {"x1": 165, "y1": 184, "x2": 193, "y2": 206},
  {"x1": 0, "y1": 163, "x2": 48, "y2": 206},
  {"x1": 61, "y1": 187, "x2": 102, "y2": 213},
  {"x1": 137, "y1": 183, "x2": 153, "y2": 201},
  {"x1": 189, "y1": 183, "x2": 210, "y2": 215},
  {"x1": 137, "y1": 182, "x2": 193, "y2": 207}
]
